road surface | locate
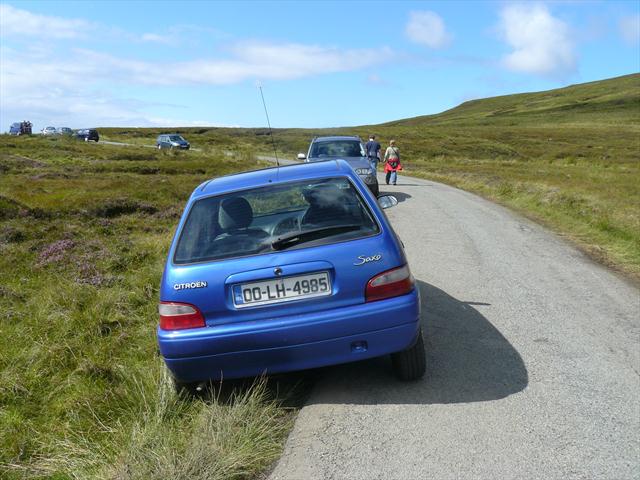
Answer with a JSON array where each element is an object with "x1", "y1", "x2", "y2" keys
[{"x1": 269, "y1": 171, "x2": 639, "y2": 479}]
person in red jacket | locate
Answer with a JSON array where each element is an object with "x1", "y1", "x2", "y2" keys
[{"x1": 383, "y1": 139, "x2": 402, "y2": 185}]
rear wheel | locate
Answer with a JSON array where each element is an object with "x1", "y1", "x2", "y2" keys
[
  {"x1": 174, "y1": 379, "x2": 199, "y2": 396},
  {"x1": 157, "y1": 144, "x2": 162, "y2": 150},
  {"x1": 391, "y1": 329, "x2": 426, "y2": 381}
]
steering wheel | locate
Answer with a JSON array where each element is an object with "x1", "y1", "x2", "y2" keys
[{"x1": 273, "y1": 217, "x2": 300, "y2": 237}]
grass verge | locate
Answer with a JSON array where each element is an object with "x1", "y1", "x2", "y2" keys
[{"x1": 0, "y1": 136, "x2": 297, "y2": 479}]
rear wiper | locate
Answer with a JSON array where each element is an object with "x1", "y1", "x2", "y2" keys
[{"x1": 271, "y1": 224, "x2": 362, "y2": 250}]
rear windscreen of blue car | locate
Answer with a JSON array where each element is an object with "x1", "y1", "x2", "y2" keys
[{"x1": 173, "y1": 177, "x2": 380, "y2": 264}]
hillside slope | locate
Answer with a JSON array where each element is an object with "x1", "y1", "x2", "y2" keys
[
  {"x1": 100, "y1": 74, "x2": 639, "y2": 278},
  {"x1": 387, "y1": 73, "x2": 640, "y2": 127}
]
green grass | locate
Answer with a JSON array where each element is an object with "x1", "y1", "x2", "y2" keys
[
  {"x1": 101, "y1": 73, "x2": 640, "y2": 280},
  {"x1": 2, "y1": 72, "x2": 638, "y2": 478},
  {"x1": 0, "y1": 136, "x2": 296, "y2": 479}
]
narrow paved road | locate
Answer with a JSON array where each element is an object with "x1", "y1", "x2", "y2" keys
[{"x1": 270, "y1": 171, "x2": 640, "y2": 479}]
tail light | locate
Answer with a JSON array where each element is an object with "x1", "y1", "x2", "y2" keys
[
  {"x1": 365, "y1": 265, "x2": 415, "y2": 302},
  {"x1": 159, "y1": 302, "x2": 205, "y2": 330}
]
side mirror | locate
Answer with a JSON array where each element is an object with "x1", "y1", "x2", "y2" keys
[
  {"x1": 297, "y1": 153, "x2": 306, "y2": 160},
  {"x1": 377, "y1": 195, "x2": 398, "y2": 209}
]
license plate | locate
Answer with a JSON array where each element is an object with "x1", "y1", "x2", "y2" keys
[{"x1": 233, "y1": 271, "x2": 331, "y2": 308}]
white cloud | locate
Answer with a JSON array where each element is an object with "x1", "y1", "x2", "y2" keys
[
  {"x1": 140, "y1": 33, "x2": 174, "y2": 45},
  {"x1": 0, "y1": 3, "x2": 90, "y2": 38},
  {"x1": 0, "y1": 41, "x2": 394, "y2": 129},
  {"x1": 139, "y1": 24, "x2": 229, "y2": 46},
  {"x1": 499, "y1": 3, "x2": 576, "y2": 78},
  {"x1": 3, "y1": 42, "x2": 394, "y2": 88},
  {"x1": 405, "y1": 11, "x2": 451, "y2": 48},
  {"x1": 619, "y1": 14, "x2": 640, "y2": 46},
  {"x1": 0, "y1": 4, "x2": 395, "y2": 129}
]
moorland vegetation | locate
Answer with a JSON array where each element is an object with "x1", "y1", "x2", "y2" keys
[
  {"x1": 0, "y1": 138, "x2": 296, "y2": 479},
  {"x1": 1, "y1": 73, "x2": 638, "y2": 479},
  {"x1": 103, "y1": 73, "x2": 640, "y2": 279}
]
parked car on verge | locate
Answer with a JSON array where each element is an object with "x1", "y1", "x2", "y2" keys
[
  {"x1": 75, "y1": 129, "x2": 99, "y2": 142},
  {"x1": 158, "y1": 159, "x2": 425, "y2": 392},
  {"x1": 56, "y1": 127, "x2": 73, "y2": 136},
  {"x1": 41, "y1": 126, "x2": 57, "y2": 136},
  {"x1": 156, "y1": 134, "x2": 190, "y2": 150},
  {"x1": 298, "y1": 136, "x2": 379, "y2": 196},
  {"x1": 9, "y1": 121, "x2": 32, "y2": 135}
]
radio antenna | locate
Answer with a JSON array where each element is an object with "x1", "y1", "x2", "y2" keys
[{"x1": 258, "y1": 83, "x2": 279, "y2": 166}]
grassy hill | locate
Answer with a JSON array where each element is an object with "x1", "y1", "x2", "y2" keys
[
  {"x1": 102, "y1": 73, "x2": 640, "y2": 162},
  {"x1": 101, "y1": 74, "x2": 640, "y2": 279},
  {"x1": 1, "y1": 73, "x2": 638, "y2": 478},
  {"x1": 389, "y1": 73, "x2": 639, "y2": 126}
]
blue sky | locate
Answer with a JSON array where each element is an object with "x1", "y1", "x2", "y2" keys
[{"x1": 1, "y1": 1, "x2": 638, "y2": 132}]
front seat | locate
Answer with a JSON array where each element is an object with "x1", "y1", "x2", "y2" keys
[
  {"x1": 218, "y1": 197, "x2": 268, "y2": 237},
  {"x1": 208, "y1": 197, "x2": 268, "y2": 256},
  {"x1": 301, "y1": 184, "x2": 353, "y2": 227}
]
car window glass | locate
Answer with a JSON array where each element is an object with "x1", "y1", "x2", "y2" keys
[
  {"x1": 174, "y1": 177, "x2": 379, "y2": 264},
  {"x1": 310, "y1": 141, "x2": 365, "y2": 158}
]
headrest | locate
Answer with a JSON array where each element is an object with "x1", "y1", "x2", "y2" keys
[
  {"x1": 303, "y1": 184, "x2": 343, "y2": 207},
  {"x1": 219, "y1": 197, "x2": 253, "y2": 230}
]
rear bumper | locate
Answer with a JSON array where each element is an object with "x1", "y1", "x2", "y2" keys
[{"x1": 159, "y1": 290, "x2": 420, "y2": 382}]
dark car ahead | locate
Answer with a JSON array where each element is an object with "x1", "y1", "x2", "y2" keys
[
  {"x1": 156, "y1": 134, "x2": 190, "y2": 150},
  {"x1": 75, "y1": 129, "x2": 99, "y2": 142},
  {"x1": 298, "y1": 136, "x2": 379, "y2": 196},
  {"x1": 9, "y1": 121, "x2": 32, "y2": 135}
]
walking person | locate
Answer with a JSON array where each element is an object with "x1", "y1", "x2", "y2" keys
[
  {"x1": 383, "y1": 139, "x2": 401, "y2": 185},
  {"x1": 365, "y1": 135, "x2": 381, "y2": 171}
]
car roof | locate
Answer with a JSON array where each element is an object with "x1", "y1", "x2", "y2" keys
[
  {"x1": 312, "y1": 135, "x2": 361, "y2": 142},
  {"x1": 194, "y1": 159, "x2": 354, "y2": 199}
]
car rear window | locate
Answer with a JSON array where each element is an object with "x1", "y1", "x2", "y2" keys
[
  {"x1": 173, "y1": 177, "x2": 379, "y2": 264},
  {"x1": 310, "y1": 141, "x2": 365, "y2": 158}
]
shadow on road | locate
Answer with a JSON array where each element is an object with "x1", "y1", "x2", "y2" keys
[
  {"x1": 196, "y1": 281, "x2": 527, "y2": 407},
  {"x1": 395, "y1": 183, "x2": 434, "y2": 187},
  {"x1": 379, "y1": 190, "x2": 412, "y2": 203},
  {"x1": 308, "y1": 280, "x2": 528, "y2": 405}
]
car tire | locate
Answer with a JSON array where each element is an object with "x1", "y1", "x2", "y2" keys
[
  {"x1": 172, "y1": 376, "x2": 200, "y2": 396},
  {"x1": 391, "y1": 329, "x2": 426, "y2": 381},
  {"x1": 157, "y1": 144, "x2": 162, "y2": 150},
  {"x1": 84, "y1": 137, "x2": 88, "y2": 142}
]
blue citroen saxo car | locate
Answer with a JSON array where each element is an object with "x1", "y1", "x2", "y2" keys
[{"x1": 158, "y1": 159, "x2": 425, "y2": 391}]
